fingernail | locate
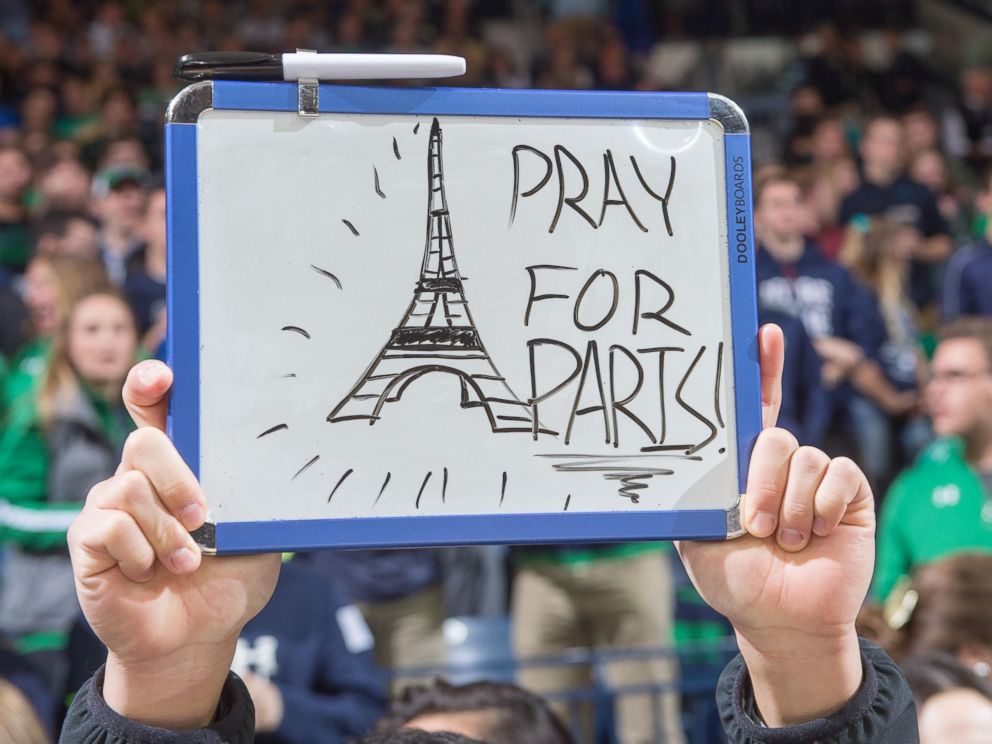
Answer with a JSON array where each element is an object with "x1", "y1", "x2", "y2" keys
[
  {"x1": 750, "y1": 512, "x2": 776, "y2": 537},
  {"x1": 779, "y1": 529, "x2": 804, "y2": 548},
  {"x1": 178, "y1": 502, "x2": 205, "y2": 529},
  {"x1": 170, "y1": 547, "x2": 198, "y2": 573},
  {"x1": 137, "y1": 364, "x2": 158, "y2": 386},
  {"x1": 812, "y1": 517, "x2": 829, "y2": 536}
]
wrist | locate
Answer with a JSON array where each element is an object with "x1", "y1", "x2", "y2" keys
[
  {"x1": 736, "y1": 626, "x2": 862, "y2": 727},
  {"x1": 103, "y1": 638, "x2": 239, "y2": 729}
]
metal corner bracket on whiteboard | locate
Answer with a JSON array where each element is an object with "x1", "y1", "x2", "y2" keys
[
  {"x1": 707, "y1": 93, "x2": 750, "y2": 134},
  {"x1": 165, "y1": 80, "x2": 214, "y2": 124}
]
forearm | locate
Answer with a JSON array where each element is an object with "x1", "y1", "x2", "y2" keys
[
  {"x1": 103, "y1": 639, "x2": 239, "y2": 729},
  {"x1": 736, "y1": 628, "x2": 863, "y2": 727},
  {"x1": 915, "y1": 235, "x2": 952, "y2": 262}
]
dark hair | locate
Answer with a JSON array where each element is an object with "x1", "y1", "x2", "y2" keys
[
  {"x1": 859, "y1": 552, "x2": 992, "y2": 663},
  {"x1": 31, "y1": 209, "x2": 97, "y2": 243},
  {"x1": 356, "y1": 730, "x2": 485, "y2": 744},
  {"x1": 901, "y1": 652, "x2": 992, "y2": 707},
  {"x1": 379, "y1": 680, "x2": 573, "y2": 744}
]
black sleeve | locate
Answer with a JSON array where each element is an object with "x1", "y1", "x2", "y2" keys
[
  {"x1": 717, "y1": 639, "x2": 918, "y2": 743},
  {"x1": 59, "y1": 665, "x2": 256, "y2": 744}
]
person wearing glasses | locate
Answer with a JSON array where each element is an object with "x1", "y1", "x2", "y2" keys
[{"x1": 874, "y1": 316, "x2": 992, "y2": 602}]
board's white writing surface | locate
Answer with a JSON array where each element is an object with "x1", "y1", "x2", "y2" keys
[{"x1": 190, "y1": 109, "x2": 739, "y2": 527}]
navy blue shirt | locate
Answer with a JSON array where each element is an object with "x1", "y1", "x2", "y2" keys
[
  {"x1": 838, "y1": 175, "x2": 949, "y2": 307},
  {"x1": 942, "y1": 239, "x2": 992, "y2": 319},
  {"x1": 755, "y1": 242, "x2": 870, "y2": 347},
  {"x1": 760, "y1": 309, "x2": 831, "y2": 446},
  {"x1": 854, "y1": 288, "x2": 921, "y2": 392},
  {"x1": 65, "y1": 561, "x2": 388, "y2": 744},
  {"x1": 838, "y1": 176, "x2": 947, "y2": 238}
]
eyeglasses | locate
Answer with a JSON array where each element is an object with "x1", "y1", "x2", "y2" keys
[{"x1": 927, "y1": 369, "x2": 992, "y2": 386}]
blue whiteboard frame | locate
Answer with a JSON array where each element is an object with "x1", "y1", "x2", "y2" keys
[{"x1": 165, "y1": 82, "x2": 760, "y2": 554}]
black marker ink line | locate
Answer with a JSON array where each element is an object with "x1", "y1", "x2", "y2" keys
[
  {"x1": 292, "y1": 455, "x2": 320, "y2": 480},
  {"x1": 442, "y1": 467, "x2": 448, "y2": 503},
  {"x1": 373, "y1": 472, "x2": 391, "y2": 507},
  {"x1": 413, "y1": 122, "x2": 420, "y2": 134},
  {"x1": 374, "y1": 166, "x2": 386, "y2": 199},
  {"x1": 257, "y1": 423, "x2": 288, "y2": 438},
  {"x1": 393, "y1": 137, "x2": 401, "y2": 159},
  {"x1": 310, "y1": 265, "x2": 342, "y2": 288},
  {"x1": 342, "y1": 219, "x2": 360, "y2": 236},
  {"x1": 327, "y1": 468, "x2": 354, "y2": 502},
  {"x1": 281, "y1": 325, "x2": 310, "y2": 339},
  {"x1": 564, "y1": 494, "x2": 571, "y2": 511},
  {"x1": 415, "y1": 472, "x2": 432, "y2": 509},
  {"x1": 499, "y1": 471, "x2": 507, "y2": 507},
  {"x1": 714, "y1": 342, "x2": 725, "y2": 428}
]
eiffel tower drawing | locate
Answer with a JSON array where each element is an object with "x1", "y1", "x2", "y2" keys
[{"x1": 328, "y1": 118, "x2": 552, "y2": 436}]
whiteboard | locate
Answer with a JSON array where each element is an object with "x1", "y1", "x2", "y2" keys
[{"x1": 165, "y1": 82, "x2": 761, "y2": 553}]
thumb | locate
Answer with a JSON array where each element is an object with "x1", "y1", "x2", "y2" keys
[{"x1": 122, "y1": 361, "x2": 173, "y2": 432}]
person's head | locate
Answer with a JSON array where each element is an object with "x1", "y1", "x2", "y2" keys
[
  {"x1": 962, "y1": 67, "x2": 992, "y2": 106},
  {"x1": 840, "y1": 217, "x2": 913, "y2": 285},
  {"x1": 22, "y1": 254, "x2": 112, "y2": 338},
  {"x1": 358, "y1": 730, "x2": 483, "y2": 744},
  {"x1": 875, "y1": 553, "x2": 992, "y2": 667},
  {"x1": 140, "y1": 186, "x2": 166, "y2": 253},
  {"x1": 754, "y1": 169, "x2": 805, "y2": 247},
  {"x1": 926, "y1": 318, "x2": 992, "y2": 442},
  {"x1": 909, "y1": 149, "x2": 948, "y2": 195},
  {"x1": 379, "y1": 679, "x2": 573, "y2": 744},
  {"x1": 860, "y1": 116, "x2": 905, "y2": 179},
  {"x1": 38, "y1": 158, "x2": 92, "y2": 212},
  {"x1": 91, "y1": 167, "x2": 147, "y2": 232},
  {"x1": 0, "y1": 678, "x2": 49, "y2": 744},
  {"x1": 902, "y1": 653, "x2": 992, "y2": 744},
  {"x1": 810, "y1": 115, "x2": 849, "y2": 164},
  {"x1": 902, "y1": 108, "x2": 940, "y2": 157},
  {"x1": 0, "y1": 146, "x2": 33, "y2": 202},
  {"x1": 97, "y1": 136, "x2": 150, "y2": 173},
  {"x1": 39, "y1": 290, "x2": 137, "y2": 422},
  {"x1": 32, "y1": 210, "x2": 99, "y2": 259}
]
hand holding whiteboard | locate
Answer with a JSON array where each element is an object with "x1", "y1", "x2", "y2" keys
[{"x1": 164, "y1": 82, "x2": 761, "y2": 553}]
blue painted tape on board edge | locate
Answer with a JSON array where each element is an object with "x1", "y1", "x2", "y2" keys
[
  {"x1": 724, "y1": 132, "x2": 761, "y2": 494},
  {"x1": 211, "y1": 80, "x2": 712, "y2": 120},
  {"x1": 165, "y1": 122, "x2": 201, "y2": 478},
  {"x1": 213, "y1": 510, "x2": 731, "y2": 554}
]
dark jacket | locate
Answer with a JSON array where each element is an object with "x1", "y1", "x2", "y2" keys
[
  {"x1": 64, "y1": 560, "x2": 387, "y2": 744},
  {"x1": 717, "y1": 639, "x2": 918, "y2": 743},
  {"x1": 942, "y1": 239, "x2": 992, "y2": 319},
  {"x1": 63, "y1": 638, "x2": 916, "y2": 744}
]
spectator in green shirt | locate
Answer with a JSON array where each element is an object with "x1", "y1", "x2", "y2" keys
[
  {"x1": 0, "y1": 289, "x2": 137, "y2": 691},
  {"x1": 875, "y1": 316, "x2": 992, "y2": 601}
]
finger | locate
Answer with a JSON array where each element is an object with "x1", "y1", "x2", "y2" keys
[
  {"x1": 99, "y1": 509, "x2": 157, "y2": 582},
  {"x1": 758, "y1": 324, "x2": 784, "y2": 430},
  {"x1": 777, "y1": 446, "x2": 830, "y2": 552},
  {"x1": 94, "y1": 470, "x2": 202, "y2": 575},
  {"x1": 117, "y1": 427, "x2": 206, "y2": 531},
  {"x1": 743, "y1": 427, "x2": 799, "y2": 538},
  {"x1": 122, "y1": 360, "x2": 173, "y2": 431},
  {"x1": 812, "y1": 457, "x2": 875, "y2": 536}
]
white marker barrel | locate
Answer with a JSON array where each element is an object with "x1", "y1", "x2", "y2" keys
[{"x1": 282, "y1": 53, "x2": 465, "y2": 81}]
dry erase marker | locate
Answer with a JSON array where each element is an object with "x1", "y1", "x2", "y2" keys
[{"x1": 175, "y1": 52, "x2": 466, "y2": 82}]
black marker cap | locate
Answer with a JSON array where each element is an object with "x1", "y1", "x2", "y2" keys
[{"x1": 174, "y1": 52, "x2": 282, "y2": 82}]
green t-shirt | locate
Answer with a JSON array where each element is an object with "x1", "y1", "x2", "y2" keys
[{"x1": 874, "y1": 438, "x2": 992, "y2": 601}]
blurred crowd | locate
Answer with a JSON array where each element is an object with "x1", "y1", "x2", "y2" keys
[{"x1": 2, "y1": 1, "x2": 992, "y2": 743}]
